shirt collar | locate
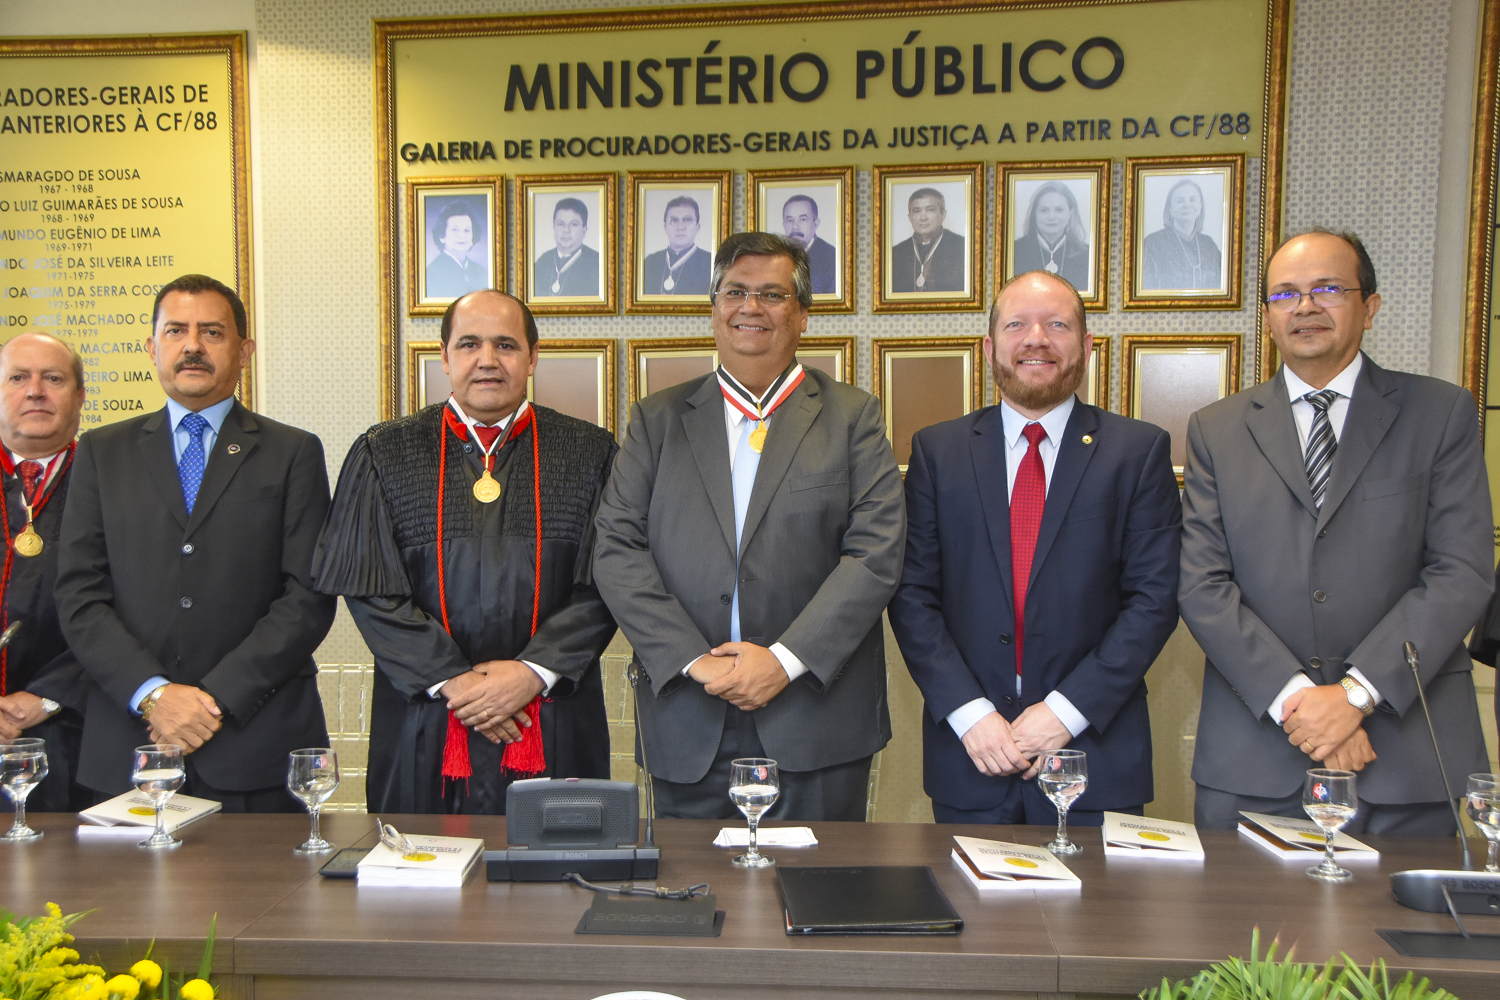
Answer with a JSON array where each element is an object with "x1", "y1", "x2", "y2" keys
[
  {"x1": 447, "y1": 395, "x2": 529, "y2": 430},
  {"x1": 166, "y1": 395, "x2": 235, "y2": 435},
  {"x1": 7, "y1": 449, "x2": 61, "y2": 469},
  {"x1": 1000, "y1": 394, "x2": 1076, "y2": 449},
  {"x1": 1284, "y1": 353, "x2": 1363, "y2": 403}
]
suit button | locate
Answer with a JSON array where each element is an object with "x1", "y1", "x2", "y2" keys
[
  {"x1": 1310, "y1": 657, "x2": 1322, "y2": 668},
  {"x1": 999, "y1": 633, "x2": 1012, "y2": 644},
  {"x1": 181, "y1": 543, "x2": 194, "y2": 555},
  {"x1": 179, "y1": 597, "x2": 193, "y2": 609},
  {"x1": 720, "y1": 594, "x2": 731, "y2": 605},
  {"x1": 463, "y1": 444, "x2": 473, "y2": 453},
  {"x1": 1318, "y1": 529, "x2": 1328, "y2": 538},
  {"x1": 1003, "y1": 696, "x2": 1017, "y2": 705},
  {"x1": 1313, "y1": 590, "x2": 1327, "y2": 603}
]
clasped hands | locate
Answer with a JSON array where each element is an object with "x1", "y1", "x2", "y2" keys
[
  {"x1": 146, "y1": 684, "x2": 222, "y2": 752},
  {"x1": 687, "y1": 642, "x2": 789, "y2": 711},
  {"x1": 0, "y1": 692, "x2": 52, "y2": 739},
  {"x1": 1281, "y1": 683, "x2": 1376, "y2": 771},
  {"x1": 961, "y1": 703, "x2": 1073, "y2": 779},
  {"x1": 442, "y1": 660, "x2": 544, "y2": 745}
]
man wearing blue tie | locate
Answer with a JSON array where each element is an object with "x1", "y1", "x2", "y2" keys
[{"x1": 56, "y1": 274, "x2": 336, "y2": 810}]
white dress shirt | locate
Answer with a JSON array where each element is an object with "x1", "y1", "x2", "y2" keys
[
  {"x1": 1265, "y1": 355, "x2": 1382, "y2": 723},
  {"x1": 946, "y1": 397, "x2": 1091, "y2": 741}
]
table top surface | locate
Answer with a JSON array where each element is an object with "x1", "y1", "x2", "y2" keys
[{"x1": 5, "y1": 811, "x2": 1499, "y2": 996}]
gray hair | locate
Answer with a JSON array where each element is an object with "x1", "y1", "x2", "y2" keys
[
  {"x1": 1161, "y1": 178, "x2": 1205, "y2": 236},
  {"x1": 0, "y1": 331, "x2": 85, "y2": 390},
  {"x1": 710, "y1": 232, "x2": 813, "y2": 308}
]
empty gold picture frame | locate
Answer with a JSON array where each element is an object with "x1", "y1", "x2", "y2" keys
[
  {"x1": 517, "y1": 173, "x2": 618, "y2": 316},
  {"x1": 1087, "y1": 335, "x2": 1112, "y2": 411},
  {"x1": 873, "y1": 162, "x2": 986, "y2": 313},
  {"x1": 625, "y1": 171, "x2": 731, "y2": 315},
  {"x1": 797, "y1": 336, "x2": 855, "y2": 383},
  {"x1": 406, "y1": 176, "x2": 503, "y2": 316},
  {"x1": 872, "y1": 336, "x2": 985, "y2": 471},
  {"x1": 746, "y1": 166, "x2": 856, "y2": 314},
  {"x1": 626, "y1": 337, "x2": 719, "y2": 405},
  {"x1": 405, "y1": 338, "x2": 617, "y2": 434},
  {"x1": 997, "y1": 159, "x2": 1112, "y2": 310},
  {"x1": 1123, "y1": 154, "x2": 1245, "y2": 310},
  {"x1": 1121, "y1": 334, "x2": 1241, "y2": 481}
]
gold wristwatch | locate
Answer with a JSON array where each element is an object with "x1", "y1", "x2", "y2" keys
[
  {"x1": 138, "y1": 683, "x2": 169, "y2": 720},
  {"x1": 1339, "y1": 675, "x2": 1375, "y2": 716}
]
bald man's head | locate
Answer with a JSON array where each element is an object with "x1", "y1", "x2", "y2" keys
[{"x1": 0, "y1": 333, "x2": 86, "y2": 459}]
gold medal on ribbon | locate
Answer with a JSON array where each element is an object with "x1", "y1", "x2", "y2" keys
[
  {"x1": 14, "y1": 525, "x2": 42, "y2": 557},
  {"x1": 748, "y1": 421, "x2": 768, "y2": 454},
  {"x1": 473, "y1": 469, "x2": 502, "y2": 504}
]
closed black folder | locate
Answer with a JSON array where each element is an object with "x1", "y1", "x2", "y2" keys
[{"x1": 777, "y1": 865, "x2": 963, "y2": 935}]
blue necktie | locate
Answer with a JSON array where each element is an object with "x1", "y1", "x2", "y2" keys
[
  {"x1": 729, "y1": 416, "x2": 762, "y2": 642},
  {"x1": 178, "y1": 412, "x2": 209, "y2": 514}
]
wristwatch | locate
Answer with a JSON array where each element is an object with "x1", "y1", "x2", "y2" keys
[
  {"x1": 1339, "y1": 675, "x2": 1375, "y2": 716},
  {"x1": 138, "y1": 683, "x2": 169, "y2": 720},
  {"x1": 40, "y1": 698, "x2": 60, "y2": 718}
]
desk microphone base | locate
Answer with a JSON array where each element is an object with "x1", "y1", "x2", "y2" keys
[
  {"x1": 1390, "y1": 870, "x2": 1500, "y2": 914},
  {"x1": 485, "y1": 846, "x2": 660, "y2": 882}
]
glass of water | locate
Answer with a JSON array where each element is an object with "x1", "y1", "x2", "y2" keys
[
  {"x1": 1303, "y1": 768, "x2": 1357, "y2": 881},
  {"x1": 729, "y1": 757, "x2": 778, "y2": 868},
  {"x1": 1, "y1": 738, "x2": 47, "y2": 842},
  {"x1": 287, "y1": 748, "x2": 339, "y2": 855},
  {"x1": 1037, "y1": 749, "x2": 1088, "y2": 855},
  {"x1": 1466, "y1": 773, "x2": 1500, "y2": 873},
  {"x1": 132, "y1": 743, "x2": 186, "y2": 850}
]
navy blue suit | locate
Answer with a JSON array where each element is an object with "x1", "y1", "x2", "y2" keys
[{"x1": 888, "y1": 400, "x2": 1181, "y2": 818}]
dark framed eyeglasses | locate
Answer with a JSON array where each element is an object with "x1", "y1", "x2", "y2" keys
[{"x1": 1264, "y1": 284, "x2": 1363, "y2": 310}]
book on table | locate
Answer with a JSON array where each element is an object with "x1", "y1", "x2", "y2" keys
[
  {"x1": 356, "y1": 834, "x2": 485, "y2": 887},
  {"x1": 1237, "y1": 810, "x2": 1379, "y2": 859},
  {"x1": 1101, "y1": 811, "x2": 1205, "y2": 861},
  {"x1": 950, "y1": 835, "x2": 1081, "y2": 892},
  {"x1": 78, "y1": 791, "x2": 221, "y2": 835}
]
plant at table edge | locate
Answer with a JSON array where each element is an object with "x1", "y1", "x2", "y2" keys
[
  {"x1": 1138, "y1": 928, "x2": 1459, "y2": 1000},
  {"x1": 0, "y1": 906, "x2": 218, "y2": 1000}
]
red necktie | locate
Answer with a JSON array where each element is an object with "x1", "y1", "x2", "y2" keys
[
  {"x1": 471, "y1": 424, "x2": 502, "y2": 450},
  {"x1": 1010, "y1": 424, "x2": 1047, "y2": 684},
  {"x1": 16, "y1": 461, "x2": 43, "y2": 504}
]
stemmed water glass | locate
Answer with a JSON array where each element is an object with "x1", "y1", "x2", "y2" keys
[
  {"x1": 287, "y1": 748, "x2": 339, "y2": 855},
  {"x1": 1303, "y1": 768, "x2": 1357, "y2": 881},
  {"x1": 728, "y1": 757, "x2": 778, "y2": 868},
  {"x1": 1, "y1": 738, "x2": 47, "y2": 842},
  {"x1": 132, "y1": 743, "x2": 186, "y2": 850},
  {"x1": 1037, "y1": 749, "x2": 1088, "y2": 855},
  {"x1": 1466, "y1": 773, "x2": 1500, "y2": 873}
]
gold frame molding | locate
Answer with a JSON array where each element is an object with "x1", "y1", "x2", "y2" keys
[
  {"x1": 1087, "y1": 335, "x2": 1112, "y2": 411},
  {"x1": 1463, "y1": 0, "x2": 1500, "y2": 416},
  {"x1": 996, "y1": 159, "x2": 1112, "y2": 311},
  {"x1": 872, "y1": 162, "x2": 986, "y2": 314},
  {"x1": 405, "y1": 176, "x2": 504, "y2": 317},
  {"x1": 515, "y1": 173, "x2": 618, "y2": 316},
  {"x1": 405, "y1": 339, "x2": 444, "y2": 414},
  {"x1": 871, "y1": 336, "x2": 985, "y2": 471},
  {"x1": 624, "y1": 170, "x2": 731, "y2": 315},
  {"x1": 1, "y1": 32, "x2": 255, "y2": 409},
  {"x1": 1121, "y1": 334, "x2": 1241, "y2": 483},
  {"x1": 746, "y1": 166, "x2": 857, "y2": 314},
  {"x1": 797, "y1": 336, "x2": 856, "y2": 383},
  {"x1": 1122, "y1": 154, "x2": 1246, "y2": 311},
  {"x1": 1257, "y1": 0, "x2": 1296, "y2": 382},
  {"x1": 626, "y1": 337, "x2": 719, "y2": 406},
  {"x1": 405, "y1": 337, "x2": 618, "y2": 433}
]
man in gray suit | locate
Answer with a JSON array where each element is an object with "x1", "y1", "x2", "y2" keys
[
  {"x1": 595, "y1": 231, "x2": 905, "y2": 821},
  {"x1": 1180, "y1": 229, "x2": 1492, "y2": 834}
]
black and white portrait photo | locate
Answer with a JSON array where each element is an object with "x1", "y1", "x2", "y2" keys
[
  {"x1": 626, "y1": 172, "x2": 728, "y2": 314},
  {"x1": 1126, "y1": 155, "x2": 1243, "y2": 309},
  {"x1": 406, "y1": 179, "x2": 500, "y2": 316},
  {"x1": 874, "y1": 164, "x2": 983, "y2": 312},
  {"x1": 748, "y1": 168, "x2": 854, "y2": 312},
  {"x1": 519, "y1": 174, "x2": 616, "y2": 314},
  {"x1": 998, "y1": 161, "x2": 1109, "y2": 307}
]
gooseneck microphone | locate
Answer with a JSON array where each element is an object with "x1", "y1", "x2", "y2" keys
[
  {"x1": 627, "y1": 662, "x2": 657, "y2": 849},
  {"x1": 1403, "y1": 641, "x2": 1471, "y2": 871},
  {"x1": 0, "y1": 620, "x2": 22, "y2": 651}
]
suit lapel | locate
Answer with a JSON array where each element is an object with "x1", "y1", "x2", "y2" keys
[
  {"x1": 138, "y1": 407, "x2": 188, "y2": 530},
  {"x1": 1028, "y1": 402, "x2": 1100, "y2": 586},
  {"x1": 184, "y1": 401, "x2": 260, "y2": 537},
  {"x1": 739, "y1": 378, "x2": 820, "y2": 557},
  {"x1": 1316, "y1": 355, "x2": 1398, "y2": 530},
  {"x1": 1246, "y1": 369, "x2": 1319, "y2": 520},
  {"x1": 681, "y1": 376, "x2": 738, "y2": 558},
  {"x1": 967, "y1": 406, "x2": 1015, "y2": 613}
]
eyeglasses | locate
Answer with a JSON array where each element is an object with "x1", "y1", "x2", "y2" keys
[
  {"x1": 375, "y1": 817, "x2": 416, "y2": 855},
  {"x1": 1264, "y1": 284, "x2": 1363, "y2": 310},
  {"x1": 713, "y1": 288, "x2": 794, "y2": 307}
]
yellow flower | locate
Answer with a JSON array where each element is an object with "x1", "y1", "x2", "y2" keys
[
  {"x1": 178, "y1": 979, "x2": 214, "y2": 1000},
  {"x1": 129, "y1": 960, "x2": 162, "y2": 989},
  {"x1": 75, "y1": 974, "x2": 107, "y2": 1000},
  {"x1": 105, "y1": 974, "x2": 140, "y2": 999}
]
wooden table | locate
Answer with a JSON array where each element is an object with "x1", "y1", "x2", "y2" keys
[{"x1": 3, "y1": 812, "x2": 1497, "y2": 1000}]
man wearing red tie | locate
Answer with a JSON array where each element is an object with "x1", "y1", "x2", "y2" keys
[{"x1": 889, "y1": 270, "x2": 1181, "y2": 825}]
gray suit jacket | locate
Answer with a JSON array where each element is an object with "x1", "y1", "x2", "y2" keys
[
  {"x1": 1180, "y1": 355, "x2": 1492, "y2": 802},
  {"x1": 594, "y1": 368, "x2": 905, "y2": 783}
]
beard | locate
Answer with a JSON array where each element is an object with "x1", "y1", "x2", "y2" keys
[{"x1": 994, "y1": 351, "x2": 1087, "y2": 413}]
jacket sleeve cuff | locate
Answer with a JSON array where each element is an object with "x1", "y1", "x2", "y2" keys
[
  {"x1": 523, "y1": 661, "x2": 559, "y2": 695},
  {"x1": 1268, "y1": 673, "x2": 1316, "y2": 724},
  {"x1": 1043, "y1": 691, "x2": 1091, "y2": 738},
  {"x1": 130, "y1": 675, "x2": 169, "y2": 717},
  {"x1": 1344, "y1": 667, "x2": 1382, "y2": 707},
  {"x1": 947, "y1": 698, "x2": 997, "y2": 739}
]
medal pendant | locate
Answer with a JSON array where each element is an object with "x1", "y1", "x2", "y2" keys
[
  {"x1": 748, "y1": 422, "x2": 768, "y2": 454},
  {"x1": 915, "y1": 274, "x2": 926, "y2": 288},
  {"x1": 473, "y1": 470, "x2": 502, "y2": 504},
  {"x1": 1045, "y1": 261, "x2": 1060, "y2": 273},
  {"x1": 14, "y1": 526, "x2": 41, "y2": 557},
  {"x1": 551, "y1": 280, "x2": 561, "y2": 294},
  {"x1": 663, "y1": 275, "x2": 676, "y2": 293}
]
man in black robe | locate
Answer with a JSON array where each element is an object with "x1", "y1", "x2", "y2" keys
[
  {"x1": 890, "y1": 188, "x2": 967, "y2": 294},
  {"x1": 0, "y1": 333, "x2": 90, "y2": 811},
  {"x1": 314, "y1": 290, "x2": 618, "y2": 814}
]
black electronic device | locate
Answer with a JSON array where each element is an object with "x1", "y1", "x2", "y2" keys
[
  {"x1": 485, "y1": 777, "x2": 659, "y2": 882},
  {"x1": 317, "y1": 846, "x2": 370, "y2": 878}
]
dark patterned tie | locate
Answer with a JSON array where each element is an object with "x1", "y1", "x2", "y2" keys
[
  {"x1": 1010, "y1": 423, "x2": 1048, "y2": 683},
  {"x1": 1302, "y1": 389, "x2": 1339, "y2": 508},
  {"x1": 178, "y1": 412, "x2": 210, "y2": 514}
]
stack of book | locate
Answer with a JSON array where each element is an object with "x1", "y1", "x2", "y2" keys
[
  {"x1": 951, "y1": 835, "x2": 1081, "y2": 892},
  {"x1": 1237, "y1": 810, "x2": 1379, "y2": 860},
  {"x1": 77, "y1": 791, "x2": 221, "y2": 838},
  {"x1": 356, "y1": 833, "x2": 485, "y2": 887},
  {"x1": 1101, "y1": 812, "x2": 1205, "y2": 861}
]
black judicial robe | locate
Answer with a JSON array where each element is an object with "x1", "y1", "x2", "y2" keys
[
  {"x1": 1, "y1": 457, "x2": 89, "y2": 811},
  {"x1": 313, "y1": 403, "x2": 618, "y2": 814}
]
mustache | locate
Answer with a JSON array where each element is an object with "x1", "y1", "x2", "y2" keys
[{"x1": 175, "y1": 354, "x2": 215, "y2": 374}]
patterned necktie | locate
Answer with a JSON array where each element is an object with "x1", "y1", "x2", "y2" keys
[
  {"x1": 16, "y1": 461, "x2": 43, "y2": 505},
  {"x1": 1302, "y1": 389, "x2": 1339, "y2": 508},
  {"x1": 178, "y1": 412, "x2": 210, "y2": 514},
  {"x1": 1010, "y1": 423, "x2": 1048, "y2": 685}
]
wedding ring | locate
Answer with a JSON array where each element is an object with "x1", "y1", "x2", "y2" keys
[
  {"x1": 480, "y1": 709, "x2": 489, "y2": 722},
  {"x1": 1302, "y1": 740, "x2": 1313, "y2": 752}
]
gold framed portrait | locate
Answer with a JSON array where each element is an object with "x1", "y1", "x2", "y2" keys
[
  {"x1": 872, "y1": 336, "x2": 985, "y2": 471},
  {"x1": 1121, "y1": 334, "x2": 1242, "y2": 482},
  {"x1": 797, "y1": 336, "x2": 855, "y2": 383},
  {"x1": 516, "y1": 173, "x2": 617, "y2": 315},
  {"x1": 405, "y1": 176, "x2": 503, "y2": 316},
  {"x1": 1086, "y1": 335, "x2": 1112, "y2": 411},
  {"x1": 626, "y1": 337, "x2": 719, "y2": 405},
  {"x1": 625, "y1": 171, "x2": 731, "y2": 315},
  {"x1": 997, "y1": 159, "x2": 1112, "y2": 310},
  {"x1": 873, "y1": 163, "x2": 985, "y2": 313},
  {"x1": 746, "y1": 167, "x2": 855, "y2": 314},
  {"x1": 405, "y1": 337, "x2": 617, "y2": 433},
  {"x1": 1123, "y1": 155, "x2": 1245, "y2": 310}
]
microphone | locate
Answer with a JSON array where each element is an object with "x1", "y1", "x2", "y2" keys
[
  {"x1": 627, "y1": 662, "x2": 656, "y2": 849},
  {"x1": 1403, "y1": 641, "x2": 1471, "y2": 870},
  {"x1": 0, "y1": 621, "x2": 21, "y2": 651}
]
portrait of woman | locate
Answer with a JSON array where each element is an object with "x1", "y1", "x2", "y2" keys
[
  {"x1": 1141, "y1": 177, "x2": 1224, "y2": 292},
  {"x1": 1011, "y1": 180, "x2": 1091, "y2": 291}
]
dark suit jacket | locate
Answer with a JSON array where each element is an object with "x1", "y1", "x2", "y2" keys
[
  {"x1": 1011, "y1": 233, "x2": 1091, "y2": 293},
  {"x1": 889, "y1": 401, "x2": 1181, "y2": 811},
  {"x1": 425, "y1": 252, "x2": 487, "y2": 298},
  {"x1": 594, "y1": 369, "x2": 906, "y2": 782},
  {"x1": 891, "y1": 229, "x2": 966, "y2": 293},
  {"x1": 641, "y1": 246, "x2": 712, "y2": 296},
  {"x1": 56, "y1": 401, "x2": 337, "y2": 794},
  {"x1": 806, "y1": 236, "x2": 837, "y2": 295},
  {"x1": 1180, "y1": 356, "x2": 1492, "y2": 802},
  {"x1": 534, "y1": 245, "x2": 600, "y2": 297}
]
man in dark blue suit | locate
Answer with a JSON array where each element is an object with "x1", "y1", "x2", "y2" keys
[{"x1": 889, "y1": 270, "x2": 1181, "y2": 825}]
